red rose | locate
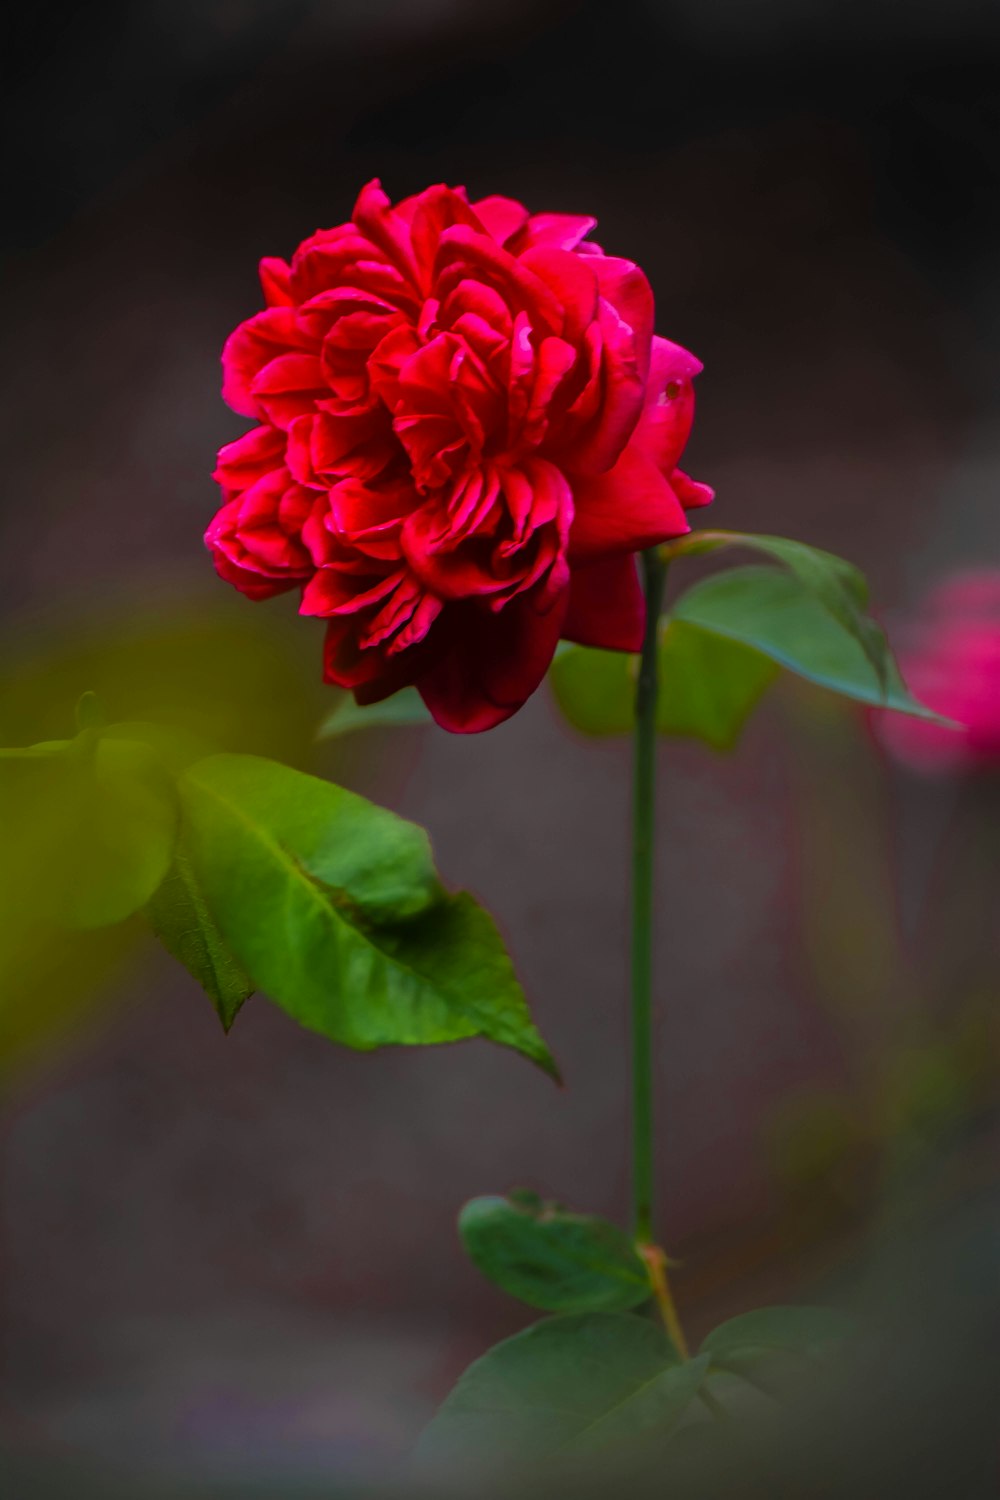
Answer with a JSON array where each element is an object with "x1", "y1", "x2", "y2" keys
[{"x1": 208, "y1": 180, "x2": 711, "y2": 731}]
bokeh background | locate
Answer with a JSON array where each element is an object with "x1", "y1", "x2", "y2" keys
[{"x1": 2, "y1": 0, "x2": 999, "y2": 1490}]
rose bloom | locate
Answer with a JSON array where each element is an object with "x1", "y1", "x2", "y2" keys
[
  {"x1": 207, "y1": 180, "x2": 711, "y2": 731},
  {"x1": 873, "y1": 571, "x2": 1000, "y2": 774}
]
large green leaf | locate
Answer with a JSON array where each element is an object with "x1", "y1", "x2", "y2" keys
[
  {"x1": 701, "y1": 1304, "x2": 855, "y2": 1368},
  {"x1": 700, "y1": 1304, "x2": 856, "y2": 1397},
  {"x1": 416, "y1": 1313, "x2": 710, "y2": 1464},
  {"x1": 146, "y1": 845, "x2": 253, "y2": 1030},
  {"x1": 459, "y1": 1193, "x2": 651, "y2": 1314},
  {"x1": 674, "y1": 567, "x2": 942, "y2": 718},
  {"x1": 175, "y1": 754, "x2": 555, "y2": 1073},
  {"x1": 317, "y1": 685, "x2": 432, "y2": 739},
  {"x1": 0, "y1": 731, "x2": 178, "y2": 930},
  {"x1": 664, "y1": 529, "x2": 890, "y2": 692},
  {"x1": 550, "y1": 623, "x2": 778, "y2": 748}
]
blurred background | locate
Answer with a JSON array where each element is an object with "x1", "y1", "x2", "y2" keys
[{"x1": 1, "y1": 0, "x2": 999, "y2": 1491}]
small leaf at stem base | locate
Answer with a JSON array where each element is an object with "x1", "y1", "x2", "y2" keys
[{"x1": 459, "y1": 1194, "x2": 651, "y2": 1314}]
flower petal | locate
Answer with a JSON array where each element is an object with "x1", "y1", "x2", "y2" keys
[
  {"x1": 510, "y1": 213, "x2": 598, "y2": 253},
  {"x1": 633, "y1": 336, "x2": 703, "y2": 475},
  {"x1": 470, "y1": 194, "x2": 530, "y2": 244},
  {"x1": 671, "y1": 467, "x2": 714, "y2": 510},
  {"x1": 221, "y1": 309, "x2": 315, "y2": 418},
  {"x1": 563, "y1": 555, "x2": 645, "y2": 651},
  {"x1": 250, "y1": 353, "x2": 329, "y2": 429},
  {"x1": 209, "y1": 547, "x2": 293, "y2": 601},
  {"x1": 569, "y1": 443, "x2": 690, "y2": 561},
  {"x1": 435, "y1": 226, "x2": 564, "y2": 336},
  {"x1": 590, "y1": 258, "x2": 654, "y2": 384},
  {"x1": 212, "y1": 425, "x2": 286, "y2": 497},
  {"x1": 408, "y1": 185, "x2": 484, "y2": 291},
  {"x1": 518, "y1": 247, "x2": 599, "y2": 341},
  {"x1": 259, "y1": 256, "x2": 294, "y2": 307},
  {"x1": 352, "y1": 178, "x2": 420, "y2": 283},
  {"x1": 560, "y1": 296, "x2": 647, "y2": 475},
  {"x1": 301, "y1": 567, "x2": 402, "y2": 618},
  {"x1": 418, "y1": 578, "x2": 569, "y2": 732},
  {"x1": 322, "y1": 616, "x2": 392, "y2": 691}
]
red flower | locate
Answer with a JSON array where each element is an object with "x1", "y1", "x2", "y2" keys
[
  {"x1": 208, "y1": 181, "x2": 711, "y2": 731},
  {"x1": 873, "y1": 572, "x2": 1000, "y2": 774}
]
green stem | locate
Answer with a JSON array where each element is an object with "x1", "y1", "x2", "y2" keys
[{"x1": 631, "y1": 548, "x2": 667, "y2": 1245}]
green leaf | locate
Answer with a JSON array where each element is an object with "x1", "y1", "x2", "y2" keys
[
  {"x1": 458, "y1": 1195, "x2": 651, "y2": 1314},
  {"x1": 549, "y1": 622, "x2": 777, "y2": 749},
  {"x1": 551, "y1": 538, "x2": 947, "y2": 740},
  {"x1": 101, "y1": 720, "x2": 213, "y2": 775},
  {"x1": 658, "y1": 621, "x2": 779, "y2": 747},
  {"x1": 146, "y1": 846, "x2": 253, "y2": 1030},
  {"x1": 184, "y1": 752, "x2": 440, "y2": 924},
  {"x1": 700, "y1": 1305, "x2": 857, "y2": 1404},
  {"x1": 548, "y1": 644, "x2": 636, "y2": 737},
  {"x1": 317, "y1": 686, "x2": 432, "y2": 740},
  {"x1": 674, "y1": 567, "x2": 943, "y2": 719},
  {"x1": 664, "y1": 529, "x2": 890, "y2": 693},
  {"x1": 416, "y1": 1313, "x2": 710, "y2": 1465},
  {"x1": 701, "y1": 1304, "x2": 855, "y2": 1373},
  {"x1": 0, "y1": 731, "x2": 178, "y2": 930},
  {"x1": 175, "y1": 754, "x2": 556, "y2": 1073}
]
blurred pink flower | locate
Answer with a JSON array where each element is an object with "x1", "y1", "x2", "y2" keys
[{"x1": 874, "y1": 571, "x2": 1000, "y2": 773}]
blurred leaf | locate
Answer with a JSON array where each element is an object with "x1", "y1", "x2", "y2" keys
[
  {"x1": 146, "y1": 845, "x2": 253, "y2": 1030},
  {"x1": 101, "y1": 719, "x2": 214, "y2": 775},
  {"x1": 416, "y1": 1313, "x2": 710, "y2": 1464},
  {"x1": 548, "y1": 644, "x2": 636, "y2": 736},
  {"x1": 175, "y1": 754, "x2": 556, "y2": 1072},
  {"x1": 459, "y1": 1194, "x2": 650, "y2": 1313},
  {"x1": 74, "y1": 690, "x2": 107, "y2": 730},
  {"x1": 664, "y1": 529, "x2": 890, "y2": 693},
  {"x1": 766, "y1": 1091, "x2": 866, "y2": 1191},
  {"x1": 674, "y1": 567, "x2": 943, "y2": 719},
  {"x1": 701, "y1": 1305, "x2": 856, "y2": 1379},
  {"x1": 317, "y1": 685, "x2": 432, "y2": 739},
  {"x1": 0, "y1": 600, "x2": 321, "y2": 763},
  {"x1": 549, "y1": 622, "x2": 777, "y2": 748},
  {"x1": 657, "y1": 621, "x2": 779, "y2": 747},
  {"x1": 0, "y1": 918, "x2": 139, "y2": 1078},
  {"x1": 0, "y1": 732, "x2": 178, "y2": 930},
  {"x1": 879, "y1": 1042, "x2": 973, "y2": 1143}
]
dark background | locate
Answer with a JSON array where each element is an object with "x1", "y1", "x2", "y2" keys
[{"x1": 2, "y1": 0, "x2": 999, "y2": 1489}]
